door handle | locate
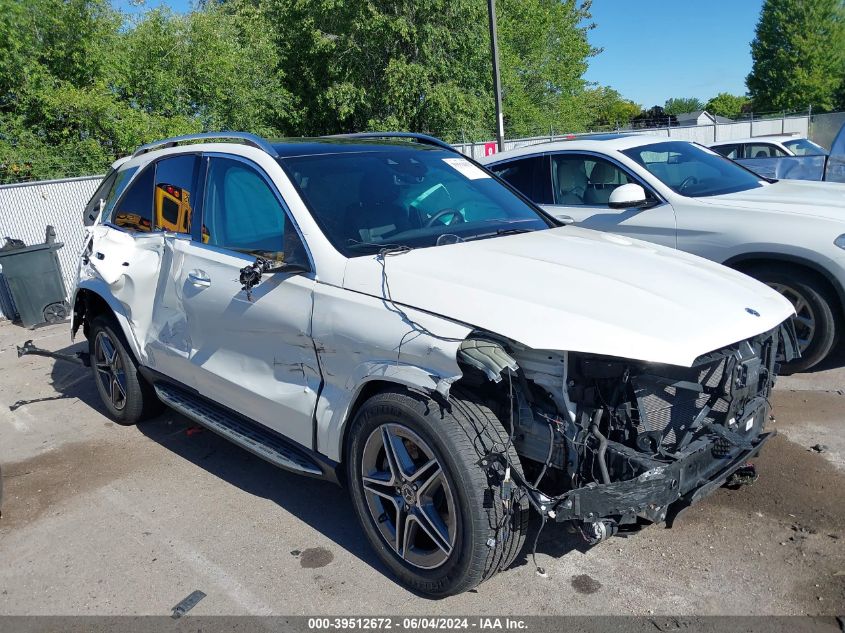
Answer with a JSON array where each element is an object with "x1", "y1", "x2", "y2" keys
[
  {"x1": 557, "y1": 215, "x2": 575, "y2": 225},
  {"x1": 187, "y1": 271, "x2": 211, "y2": 287}
]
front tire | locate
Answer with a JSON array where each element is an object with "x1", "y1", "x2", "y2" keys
[
  {"x1": 743, "y1": 266, "x2": 838, "y2": 372},
  {"x1": 346, "y1": 387, "x2": 529, "y2": 597},
  {"x1": 89, "y1": 315, "x2": 162, "y2": 425}
]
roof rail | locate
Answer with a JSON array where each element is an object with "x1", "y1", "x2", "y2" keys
[
  {"x1": 326, "y1": 132, "x2": 456, "y2": 152},
  {"x1": 131, "y1": 132, "x2": 278, "y2": 158}
]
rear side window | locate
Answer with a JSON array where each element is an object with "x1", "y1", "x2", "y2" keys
[
  {"x1": 154, "y1": 155, "x2": 198, "y2": 234},
  {"x1": 745, "y1": 143, "x2": 787, "y2": 158},
  {"x1": 112, "y1": 166, "x2": 155, "y2": 232},
  {"x1": 84, "y1": 167, "x2": 138, "y2": 226},
  {"x1": 490, "y1": 155, "x2": 553, "y2": 204},
  {"x1": 712, "y1": 144, "x2": 740, "y2": 159}
]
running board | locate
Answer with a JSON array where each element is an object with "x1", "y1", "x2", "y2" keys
[{"x1": 154, "y1": 383, "x2": 324, "y2": 477}]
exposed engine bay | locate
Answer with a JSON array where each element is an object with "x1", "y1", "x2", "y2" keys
[{"x1": 457, "y1": 322, "x2": 798, "y2": 542}]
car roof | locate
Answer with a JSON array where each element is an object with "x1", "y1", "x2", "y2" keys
[
  {"x1": 269, "y1": 137, "x2": 445, "y2": 158},
  {"x1": 709, "y1": 135, "x2": 802, "y2": 146},
  {"x1": 478, "y1": 133, "x2": 676, "y2": 164}
]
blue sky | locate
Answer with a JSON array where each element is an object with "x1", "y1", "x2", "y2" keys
[
  {"x1": 584, "y1": 0, "x2": 764, "y2": 107},
  {"x1": 112, "y1": 0, "x2": 764, "y2": 109}
]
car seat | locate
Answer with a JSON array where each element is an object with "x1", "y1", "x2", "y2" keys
[
  {"x1": 555, "y1": 160, "x2": 588, "y2": 204},
  {"x1": 344, "y1": 166, "x2": 412, "y2": 243},
  {"x1": 585, "y1": 161, "x2": 625, "y2": 205}
]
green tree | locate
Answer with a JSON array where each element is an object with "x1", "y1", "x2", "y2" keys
[
  {"x1": 584, "y1": 87, "x2": 641, "y2": 128},
  {"x1": 663, "y1": 97, "x2": 704, "y2": 115},
  {"x1": 0, "y1": 0, "x2": 298, "y2": 183},
  {"x1": 747, "y1": 0, "x2": 845, "y2": 112},
  {"x1": 497, "y1": 0, "x2": 598, "y2": 136},
  {"x1": 704, "y1": 92, "x2": 749, "y2": 119}
]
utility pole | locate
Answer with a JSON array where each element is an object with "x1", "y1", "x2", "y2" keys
[{"x1": 487, "y1": 0, "x2": 505, "y2": 152}]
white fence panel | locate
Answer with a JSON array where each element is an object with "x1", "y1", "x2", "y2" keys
[
  {"x1": 0, "y1": 175, "x2": 102, "y2": 320},
  {"x1": 455, "y1": 115, "x2": 813, "y2": 156}
]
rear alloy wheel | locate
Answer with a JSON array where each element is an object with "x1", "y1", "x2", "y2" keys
[
  {"x1": 347, "y1": 388, "x2": 529, "y2": 597},
  {"x1": 744, "y1": 266, "x2": 838, "y2": 372},
  {"x1": 89, "y1": 315, "x2": 162, "y2": 425}
]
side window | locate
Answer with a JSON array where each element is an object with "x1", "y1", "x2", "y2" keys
[
  {"x1": 551, "y1": 155, "x2": 632, "y2": 206},
  {"x1": 112, "y1": 166, "x2": 155, "y2": 232},
  {"x1": 203, "y1": 157, "x2": 307, "y2": 265},
  {"x1": 490, "y1": 155, "x2": 553, "y2": 204},
  {"x1": 154, "y1": 155, "x2": 198, "y2": 234},
  {"x1": 746, "y1": 143, "x2": 787, "y2": 158},
  {"x1": 713, "y1": 144, "x2": 739, "y2": 159}
]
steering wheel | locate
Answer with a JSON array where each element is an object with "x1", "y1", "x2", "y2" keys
[
  {"x1": 425, "y1": 208, "x2": 465, "y2": 228},
  {"x1": 678, "y1": 176, "x2": 699, "y2": 192}
]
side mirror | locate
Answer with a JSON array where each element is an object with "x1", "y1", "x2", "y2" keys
[{"x1": 608, "y1": 183, "x2": 648, "y2": 209}]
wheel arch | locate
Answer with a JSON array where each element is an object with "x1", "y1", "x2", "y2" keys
[
  {"x1": 72, "y1": 283, "x2": 142, "y2": 361},
  {"x1": 723, "y1": 252, "x2": 845, "y2": 318}
]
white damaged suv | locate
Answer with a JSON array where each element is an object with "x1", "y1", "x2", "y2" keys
[{"x1": 74, "y1": 132, "x2": 796, "y2": 596}]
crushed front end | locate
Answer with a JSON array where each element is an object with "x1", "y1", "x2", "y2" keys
[{"x1": 457, "y1": 321, "x2": 798, "y2": 542}]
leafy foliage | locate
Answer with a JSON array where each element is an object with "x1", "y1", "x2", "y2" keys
[
  {"x1": 746, "y1": 0, "x2": 845, "y2": 112},
  {"x1": 631, "y1": 106, "x2": 677, "y2": 129},
  {"x1": 1, "y1": 0, "x2": 612, "y2": 182},
  {"x1": 663, "y1": 97, "x2": 704, "y2": 116},
  {"x1": 705, "y1": 92, "x2": 750, "y2": 119}
]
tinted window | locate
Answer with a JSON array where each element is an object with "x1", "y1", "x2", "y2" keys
[
  {"x1": 281, "y1": 149, "x2": 552, "y2": 257},
  {"x1": 622, "y1": 141, "x2": 764, "y2": 197},
  {"x1": 203, "y1": 158, "x2": 297, "y2": 262},
  {"x1": 154, "y1": 155, "x2": 198, "y2": 234},
  {"x1": 551, "y1": 155, "x2": 634, "y2": 206},
  {"x1": 490, "y1": 155, "x2": 553, "y2": 204},
  {"x1": 712, "y1": 144, "x2": 740, "y2": 159},
  {"x1": 112, "y1": 166, "x2": 155, "y2": 232},
  {"x1": 87, "y1": 167, "x2": 138, "y2": 226},
  {"x1": 745, "y1": 143, "x2": 787, "y2": 158}
]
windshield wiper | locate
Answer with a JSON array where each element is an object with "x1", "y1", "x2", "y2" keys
[{"x1": 465, "y1": 227, "x2": 534, "y2": 242}]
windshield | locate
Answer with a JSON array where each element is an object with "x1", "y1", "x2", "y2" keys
[
  {"x1": 622, "y1": 141, "x2": 765, "y2": 197},
  {"x1": 280, "y1": 148, "x2": 552, "y2": 256},
  {"x1": 783, "y1": 138, "x2": 828, "y2": 156}
]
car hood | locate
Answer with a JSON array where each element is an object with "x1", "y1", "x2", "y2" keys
[
  {"x1": 701, "y1": 180, "x2": 845, "y2": 221},
  {"x1": 342, "y1": 227, "x2": 794, "y2": 367}
]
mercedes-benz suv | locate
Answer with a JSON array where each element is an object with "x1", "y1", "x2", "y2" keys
[{"x1": 73, "y1": 132, "x2": 796, "y2": 596}]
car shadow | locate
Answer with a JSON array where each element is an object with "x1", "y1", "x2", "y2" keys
[{"x1": 35, "y1": 341, "x2": 613, "y2": 592}]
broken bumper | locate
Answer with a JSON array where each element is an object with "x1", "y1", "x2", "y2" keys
[{"x1": 549, "y1": 419, "x2": 773, "y2": 527}]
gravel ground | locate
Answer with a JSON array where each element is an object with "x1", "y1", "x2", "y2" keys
[{"x1": 0, "y1": 320, "x2": 843, "y2": 616}]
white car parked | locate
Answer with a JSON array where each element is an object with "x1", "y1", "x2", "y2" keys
[
  {"x1": 709, "y1": 135, "x2": 827, "y2": 159},
  {"x1": 72, "y1": 132, "x2": 795, "y2": 596},
  {"x1": 481, "y1": 134, "x2": 845, "y2": 371}
]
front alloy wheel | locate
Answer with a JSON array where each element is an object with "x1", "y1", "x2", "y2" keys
[
  {"x1": 361, "y1": 423, "x2": 457, "y2": 569},
  {"x1": 347, "y1": 388, "x2": 529, "y2": 597},
  {"x1": 744, "y1": 265, "x2": 839, "y2": 372}
]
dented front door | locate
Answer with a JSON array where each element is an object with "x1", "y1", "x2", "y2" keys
[{"x1": 171, "y1": 155, "x2": 320, "y2": 448}]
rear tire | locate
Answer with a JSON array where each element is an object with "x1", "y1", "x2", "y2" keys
[
  {"x1": 742, "y1": 265, "x2": 838, "y2": 372},
  {"x1": 89, "y1": 315, "x2": 162, "y2": 425},
  {"x1": 346, "y1": 387, "x2": 529, "y2": 597}
]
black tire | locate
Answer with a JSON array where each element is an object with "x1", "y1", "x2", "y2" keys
[
  {"x1": 743, "y1": 265, "x2": 839, "y2": 372},
  {"x1": 89, "y1": 315, "x2": 163, "y2": 425},
  {"x1": 346, "y1": 387, "x2": 529, "y2": 597}
]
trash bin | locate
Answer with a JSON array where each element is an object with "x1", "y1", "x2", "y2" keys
[{"x1": 0, "y1": 228, "x2": 68, "y2": 328}]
